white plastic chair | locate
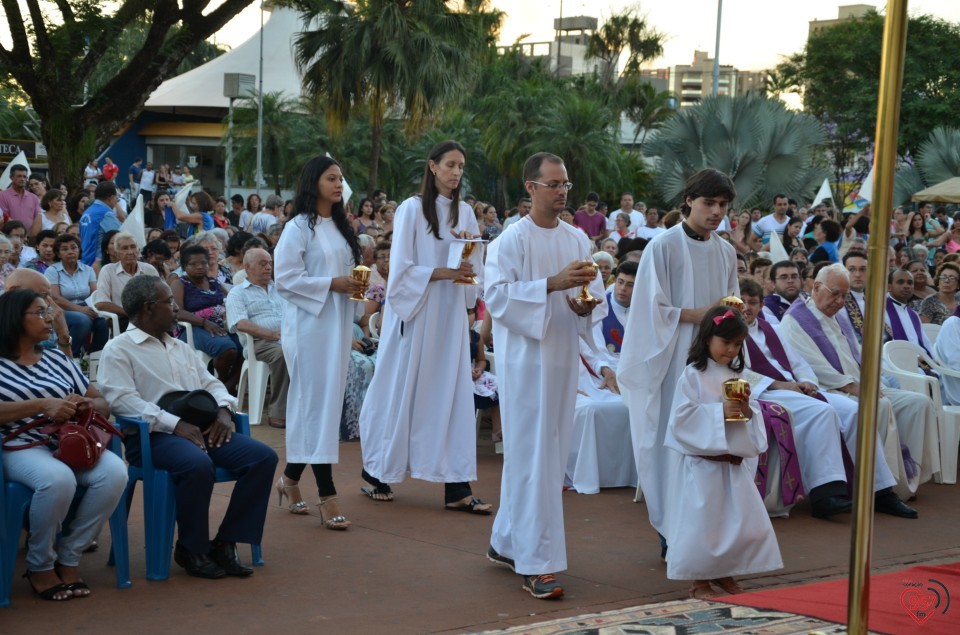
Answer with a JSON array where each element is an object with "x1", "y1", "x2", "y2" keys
[
  {"x1": 922, "y1": 323, "x2": 941, "y2": 350},
  {"x1": 368, "y1": 311, "x2": 380, "y2": 340},
  {"x1": 96, "y1": 309, "x2": 122, "y2": 339},
  {"x1": 883, "y1": 340, "x2": 960, "y2": 484},
  {"x1": 236, "y1": 332, "x2": 271, "y2": 426},
  {"x1": 178, "y1": 321, "x2": 213, "y2": 368}
]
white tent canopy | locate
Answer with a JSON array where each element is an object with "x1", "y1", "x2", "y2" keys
[{"x1": 145, "y1": 7, "x2": 305, "y2": 114}]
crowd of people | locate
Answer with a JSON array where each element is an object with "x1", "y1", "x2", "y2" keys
[{"x1": 2, "y1": 150, "x2": 958, "y2": 604}]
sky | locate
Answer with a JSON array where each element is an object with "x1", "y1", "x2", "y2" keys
[{"x1": 216, "y1": 1, "x2": 960, "y2": 72}]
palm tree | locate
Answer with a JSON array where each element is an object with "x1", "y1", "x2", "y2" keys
[
  {"x1": 584, "y1": 9, "x2": 665, "y2": 89},
  {"x1": 619, "y1": 76, "x2": 676, "y2": 153},
  {"x1": 289, "y1": 0, "x2": 487, "y2": 191},
  {"x1": 894, "y1": 126, "x2": 960, "y2": 205},
  {"x1": 644, "y1": 93, "x2": 831, "y2": 208}
]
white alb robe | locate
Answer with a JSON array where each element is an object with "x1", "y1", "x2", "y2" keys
[
  {"x1": 779, "y1": 299, "x2": 939, "y2": 497},
  {"x1": 935, "y1": 316, "x2": 960, "y2": 406},
  {"x1": 884, "y1": 295, "x2": 935, "y2": 352},
  {"x1": 742, "y1": 319, "x2": 897, "y2": 496},
  {"x1": 359, "y1": 195, "x2": 479, "y2": 483},
  {"x1": 486, "y1": 216, "x2": 605, "y2": 575},
  {"x1": 664, "y1": 361, "x2": 783, "y2": 580},
  {"x1": 275, "y1": 215, "x2": 358, "y2": 463},
  {"x1": 619, "y1": 224, "x2": 739, "y2": 534}
]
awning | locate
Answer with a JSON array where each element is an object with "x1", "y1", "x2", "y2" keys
[{"x1": 137, "y1": 122, "x2": 226, "y2": 138}]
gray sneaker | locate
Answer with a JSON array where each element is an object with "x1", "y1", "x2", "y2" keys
[
  {"x1": 522, "y1": 573, "x2": 564, "y2": 599},
  {"x1": 487, "y1": 545, "x2": 515, "y2": 572}
]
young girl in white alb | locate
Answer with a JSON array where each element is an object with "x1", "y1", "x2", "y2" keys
[{"x1": 664, "y1": 304, "x2": 782, "y2": 598}]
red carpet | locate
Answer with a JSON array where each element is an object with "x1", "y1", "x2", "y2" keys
[{"x1": 724, "y1": 562, "x2": 960, "y2": 634}]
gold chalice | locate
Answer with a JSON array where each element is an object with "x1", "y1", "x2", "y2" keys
[
  {"x1": 453, "y1": 241, "x2": 478, "y2": 285},
  {"x1": 350, "y1": 265, "x2": 371, "y2": 301},
  {"x1": 577, "y1": 261, "x2": 600, "y2": 303},
  {"x1": 722, "y1": 378, "x2": 751, "y2": 423}
]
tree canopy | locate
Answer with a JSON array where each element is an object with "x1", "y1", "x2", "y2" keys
[{"x1": 0, "y1": 0, "x2": 255, "y2": 188}]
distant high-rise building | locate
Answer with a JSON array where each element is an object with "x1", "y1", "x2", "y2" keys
[
  {"x1": 808, "y1": 4, "x2": 874, "y2": 38},
  {"x1": 640, "y1": 51, "x2": 768, "y2": 108},
  {"x1": 496, "y1": 15, "x2": 614, "y2": 79}
]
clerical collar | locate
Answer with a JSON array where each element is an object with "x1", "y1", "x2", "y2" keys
[
  {"x1": 888, "y1": 294, "x2": 905, "y2": 307},
  {"x1": 681, "y1": 221, "x2": 707, "y2": 241}
]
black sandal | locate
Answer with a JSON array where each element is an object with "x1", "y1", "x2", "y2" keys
[
  {"x1": 23, "y1": 571, "x2": 71, "y2": 601},
  {"x1": 445, "y1": 497, "x2": 493, "y2": 515},
  {"x1": 361, "y1": 469, "x2": 394, "y2": 501}
]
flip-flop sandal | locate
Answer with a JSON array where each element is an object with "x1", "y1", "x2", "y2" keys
[
  {"x1": 445, "y1": 497, "x2": 493, "y2": 515},
  {"x1": 23, "y1": 572, "x2": 71, "y2": 601},
  {"x1": 361, "y1": 485, "x2": 394, "y2": 501},
  {"x1": 63, "y1": 581, "x2": 91, "y2": 598}
]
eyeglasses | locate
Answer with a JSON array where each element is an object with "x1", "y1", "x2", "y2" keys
[
  {"x1": 24, "y1": 308, "x2": 55, "y2": 319},
  {"x1": 939, "y1": 275, "x2": 959, "y2": 282},
  {"x1": 529, "y1": 181, "x2": 574, "y2": 191}
]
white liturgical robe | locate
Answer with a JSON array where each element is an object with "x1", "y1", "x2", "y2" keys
[
  {"x1": 619, "y1": 223, "x2": 739, "y2": 534},
  {"x1": 664, "y1": 361, "x2": 783, "y2": 580},
  {"x1": 359, "y1": 195, "x2": 480, "y2": 483},
  {"x1": 275, "y1": 214, "x2": 358, "y2": 464},
  {"x1": 780, "y1": 298, "x2": 939, "y2": 498},
  {"x1": 485, "y1": 215, "x2": 605, "y2": 575},
  {"x1": 935, "y1": 316, "x2": 960, "y2": 406}
]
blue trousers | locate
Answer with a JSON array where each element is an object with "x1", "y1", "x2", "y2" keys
[
  {"x1": 124, "y1": 431, "x2": 277, "y2": 554},
  {"x1": 64, "y1": 310, "x2": 108, "y2": 357}
]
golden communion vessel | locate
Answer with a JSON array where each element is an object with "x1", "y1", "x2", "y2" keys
[
  {"x1": 577, "y1": 261, "x2": 600, "y2": 303},
  {"x1": 720, "y1": 295, "x2": 744, "y2": 310},
  {"x1": 453, "y1": 241, "x2": 478, "y2": 285},
  {"x1": 722, "y1": 378, "x2": 751, "y2": 422},
  {"x1": 349, "y1": 265, "x2": 371, "y2": 301}
]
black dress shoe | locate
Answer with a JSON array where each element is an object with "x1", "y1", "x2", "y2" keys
[
  {"x1": 209, "y1": 540, "x2": 253, "y2": 577},
  {"x1": 174, "y1": 542, "x2": 227, "y2": 579},
  {"x1": 811, "y1": 495, "x2": 853, "y2": 519},
  {"x1": 875, "y1": 493, "x2": 918, "y2": 519}
]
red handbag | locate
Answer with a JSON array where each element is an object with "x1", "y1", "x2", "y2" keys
[{"x1": 2, "y1": 408, "x2": 123, "y2": 470}]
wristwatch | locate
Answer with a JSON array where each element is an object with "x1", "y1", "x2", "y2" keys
[{"x1": 57, "y1": 335, "x2": 73, "y2": 347}]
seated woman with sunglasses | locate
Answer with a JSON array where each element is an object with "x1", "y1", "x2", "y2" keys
[{"x1": 0, "y1": 290, "x2": 126, "y2": 601}]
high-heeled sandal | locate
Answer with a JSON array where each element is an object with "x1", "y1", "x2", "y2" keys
[
  {"x1": 275, "y1": 476, "x2": 309, "y2": 515},
  {"x1": 317, "y1": 495, "x2": 351, "y2": 530}
]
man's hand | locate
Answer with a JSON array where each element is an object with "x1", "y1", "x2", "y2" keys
[
  {"x1": 771, "y1": 380, "x2": 803, "y2": 393},
  {"x1": 565, "y1": 295, "x2": 602, "y2": 317},
  {"x1": 599, "y1": 367, "x2": 619, "y2": 394},
  {"x1": 547, "y1": 260, "x2": 598, "y2": 293},
  {"x1": 174, "y1": 420, "x2": 206, "y2": 451},
  {"x1": 842, "y1": 382, "x2": 861, "y2": 398},
  {"x1": 204, "y1": 409, "x2": 234, "y2": 448},
  {"x1": 797, "y1": 381, "x2": 820, "y2": 397}
]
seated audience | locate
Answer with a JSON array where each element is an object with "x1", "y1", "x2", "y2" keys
[
  {"x1": 5, "y1": 268, "x2": 74, "y2": 356},
  {"x1": 24, "y1": 229, "x2": 57, "y2": 274},
  {"x1": 142, "y1": 238, "x2": 176, "y2": 279},
  {"x1": 98, "y1": 276, "x2": 277, "y2": 579},
  {"x1": 45, "y1": 234, "x2": 108, "y2": 357},
  {"x1": 0, "y1": 235, "x2": 15, "y2": 292},
  {"x1": 41, "y1": 190, "x2": 71, "y2": 231},
  {"x1": 170, "y1": 245, "x2": 242, "y2": 393},
  {"x1": 920, "y1": 262, "x2": 960, "y2": 324},
  {"x1": 224, "y1": 248, "x2": 288, "y2": 428},
  {"x1": 596, "y1": 261, "x2": 635, "y2": 355},
  {"x1": 467, "y1": 304, "x2": 500, "y2": 446},
  {"x1": 885, "y1": 268, "x2": 934, "y2": 355},
  {"x1": 94, "y1": 231, "x2": 158, "y2": 331},
  {"x1": 763, "y1": 260, "x2": 803, "y2": 324},
  {"x1": 0, "y1": 289, "x2": 127, "y2": 600}
]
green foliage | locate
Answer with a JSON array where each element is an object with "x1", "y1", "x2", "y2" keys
[
  {"x1": 619, "y1": 76, "x2": 676, "y2": 152},
  {"x1": 644, "y1": 94, "x2": 830, "y2": 208},
  {"x1": 0, "y1": 84, "x2": 32, "y2": 138},
  {"x1": 894, "y1": 127, "x2": 960, "y2": 205},
  {"x1": 585, "y1": 7, "x2": 665, "y2": 88}
]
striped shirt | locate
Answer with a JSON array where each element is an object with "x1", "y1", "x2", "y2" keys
[{"x1": 0, "y1": 349, "x2": 89, "y2": 446}]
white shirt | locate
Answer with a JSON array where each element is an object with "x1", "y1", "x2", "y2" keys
[
  {"x1": 94, "y1": 261, "x2": 159, "y2": 306},
  {"x1": 98, "y1": 326, "x2": 237, "y2": 433},
  {"x1": 635, "y1": 225, "x2": 664, "y2": 241},
  {"x1": 139, "y1": 169, "x2": 156, "y2": 191},
  {"x1": 753, "y1": 214, "x2": 790, "y2": 244},
  {"x1": 885, "y1": 294, "x2": 934, "y2": 351}
]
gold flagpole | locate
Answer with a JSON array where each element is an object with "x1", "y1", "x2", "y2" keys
[{"x1": 847, "y1": 2, "x2": 910, "y2": 632}]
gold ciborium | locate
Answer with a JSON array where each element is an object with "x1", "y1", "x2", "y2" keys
[
  {"x1": 577, "y1": 261, "x2": 599, "y2": 303},
  {"x1": 722, "y1": 378, "x2": 751, "y2": 423},
  {"x1": 349, "y1": 265, "x2": 371, "y2": 301},
  {"x1": 453, "y1": 241, "x2": 478, "y2": 285},
  {"x1": 720, "y1": 295, "x2": 744, "y2": 311}
]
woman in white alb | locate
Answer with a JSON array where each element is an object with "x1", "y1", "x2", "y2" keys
[
  {"x1": 274, "y1": 156, "x2": 364, "y2": 530},
  {"x1": 358, "y1": 140, "x2": 492, "y2": 514}
]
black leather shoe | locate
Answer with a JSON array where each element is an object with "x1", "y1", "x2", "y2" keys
[
  {"x1": 209, "y1": 540, "x2": 253, "y2": 577},
  {"x1": 811, "y1": 496, "x2": 853, "y2": 519},
  {"x1": 875, "y1": 493, "x2": 918, "y2": 519},
  {"x1": 174, "y1": 542, "x2": 227, "y2": 579}
]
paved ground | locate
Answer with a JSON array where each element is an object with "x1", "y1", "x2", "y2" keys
[{"x1": 3, "y1": 425, "x2": 959, "y2": 634}]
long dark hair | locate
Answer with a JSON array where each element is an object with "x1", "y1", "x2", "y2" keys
[
  {"x1": 293, "y1": 156, "x2": 361, "y2": 265},
  {"x1": 687, "y1": 304, "x2": 749, "y2": 372},
  {"x1": 0, "y1": 290, "x2": 43, "y2": 360},
  {"x1": 420, "y1": 140, "x2": 466, "y2": 240}
]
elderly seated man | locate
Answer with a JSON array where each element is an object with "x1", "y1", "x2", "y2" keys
[
  {"x1": 779, "y1": 263, "x2": 939, "y2": 504},
  {"x1": 98, "y1": 275, "x2": 278, "y2": 579},
  {"x1": 94, "y1": 230, "x2": 158, "y2": 332},
  {"x1": 224, "y1": 247, "x2": 288, "y2": 428}
]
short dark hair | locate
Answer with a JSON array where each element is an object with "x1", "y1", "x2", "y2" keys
[
  {"x1": 888, "y1": 267, "x2": 914, "y2": 285},
  {"x1": 226, "y1": 230, "x2": 254, "y2": 257},
  {"x1": 122, "y1": 275, "x2": 163, "y2": 319},
  {"x1": 739, "y1": 276, "x2": 763, "y2": 298},
  {"x1": 769, "y1": 260, "x2": 800, "y2": 281},
  {"x1": 749, "y1": 257, "x2": 772, "y2": 275},
  {"x1": 616, "y1": 260, "x2": 638, "y2": 278},
  {"x1": 231, "y1": 194, "x2": 245, "y2": 206},
  {"x1": 687, "y1": 304, "x2": 748, "y2": 372},
  {"x1": 0, "y1": 290, "x2": 43, "y2": 359},
  {"x1": 842, "y1": 250, "x2": 867, "y2": 266},
  {"x1": 1, "y1": 220, "x2": 26, "y2": 236},
  {"x1": 35, "y1": 229, "x2": 57, "y2": 245},
  {"x1": 142, "y1": 238, "x2": 172, "y2": 260},
  {"x1": 522, "y1": 152, "x2": 564, "y2": 183},
  {"x1": 820, "y1": 219, "x2": 842, "y2": 242},
  {"x1": 40, "y1": 189, "x2": 63, "y2": 211},
  {"x1": 94, "y1": 181, "x2": 118, "y2": 201},
  {"x1": 679, "y1": 169, "x2": 736, "y2": 216},
  {"x1": 53, "y1": 233, "x2": 82, "y2": 261},
  {"x1": 773, "y1": 193, "x2": 788, "y2": 204},
  {"x1": 585, "y1": 191, "x2": 600, "y2": 203},
  {"x1": 8, "y1": 164, "x2": 28, "y2": 177},
  {"x1": 180, "y1": 244, "x2": 209, "y2": 269}
]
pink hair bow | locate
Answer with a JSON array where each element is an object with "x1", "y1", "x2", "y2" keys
[{"x1": 713, "y1": 309, "x2": 735, "y2": 326}]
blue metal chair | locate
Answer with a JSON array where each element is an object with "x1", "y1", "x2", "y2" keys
[
  {"x1": 1, "y1": 436, "x2": 131, "y2": 608},
  {"x1": 109, "y1": 413, "x2": 263, "y2": 581}
]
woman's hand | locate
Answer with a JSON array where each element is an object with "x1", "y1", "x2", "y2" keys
[
  {"x1": 471, "y1": 365, "x2": 482, "y2": 381},
  {"x1": 82, "y1": 306, "x2": 99, "y2": 320},
  {"x1": 723, "y1": 399, "x2": 745, "y2": 420},
  {"x1": 352, "y1": 339, "x2": 365, "y2": 352},
  {"x1": 41, "y1": 398, "x2": 77, "y2": 422},
  {"x1": 202, "y1": 319, "x2": 226, "y2": 337},
  {"x1": 65, "y1": 394, "x2": 93, "y2": 413},
  {"x1": 331, "y1": 276, "x2": 364, "y2": 295},
  {"x1": 431, "y1": 263, "x2": 474, "y2": 282}
]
